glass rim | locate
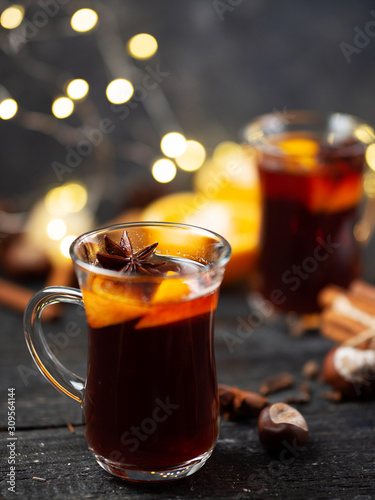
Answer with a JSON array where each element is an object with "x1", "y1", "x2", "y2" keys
[
  {"x1": 69, "y1": 221, "x2": 232, "y2": 280},
  {"x1": 243, "y1": 109, "x2": 375, "y2": 157}
]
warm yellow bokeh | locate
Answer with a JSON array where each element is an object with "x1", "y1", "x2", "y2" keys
[
  {"x1": 71, "y1": 9, "x2": 98, "y2": 32},
  {"x1": 66, "y1": 79, "x2": 89, "y2": 100},
  {"x1": 106, "y1": 79, "x2": 134, "y2": 104},
  {"x1": 0, "y1": 99, "x2": 18, "y2": 120},
  {"x1": 127, "y1": 33, "x2": 158, "y2": 59},
  {"x1": 366, "y1": 143, "x2": 375, "y2": 172},
  {"x1": 0, "y1": 5, "x2": 24, "y2": 29},
  {"x1": 213, "y1": 141, "x2": 240, "y2": 163},
  {"x1": 151, "y1": 159, "x2": 177, "y2": 183},
  {"x1": 364, "y1": 171, "x2": 375, "y2": 198},
  {"x1": 44, "y1": 183, "x2": 88, "y2": 215},
  {"x1": 46, "y1": 219, "x2": 67, "y2": 240},
  {"x1": 195, "y1": 143, "x2": 260, "y2": 203},
  {"x1": 176, "y1": 140, "x2": 206, "y2": 171},
  {"x1": 160, "y1": 132, "x2": 187, "y2": 158},
  {"x1": 60, "y1": 235, "x2": 77, "y2": 259},
  {"x1": 354, "y1": 124, "x2": 375, "y2": 144},
  {"x1": 52, "y1": 97, "x2": 74, "y2": 119}
]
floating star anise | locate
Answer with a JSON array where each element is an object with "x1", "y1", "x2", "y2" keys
[{"x1": 96, "y1": 230, "x2": 164, "y2": 275}]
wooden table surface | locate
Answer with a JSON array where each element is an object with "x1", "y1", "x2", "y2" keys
[{"x1": 1, "y1": 286, "x2": 375, "y2": 500}]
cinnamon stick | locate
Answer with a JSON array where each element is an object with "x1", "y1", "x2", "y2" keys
[
  {"x1": 0, "y1": 262, "x2": 73, "y2": 321},
  {"x1": 319, "y1": 284, "x2": 375, "y2": 316},
  {"x1": 350, "y1": 280, "x2": 375, "y2": 303},
  {"x1": 0, "y1": 278, "x2": 35, "y2": 315},
  {"x1": 320, "y1": 309, "x2": 365, "y2": 338},
  {"x1": 42, "y1": 262, "x2": 74, "y2": 320}
]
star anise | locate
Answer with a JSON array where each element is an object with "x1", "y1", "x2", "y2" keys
[{"x1": 96, "y1": 230, "x2": 164, "y2": 275}]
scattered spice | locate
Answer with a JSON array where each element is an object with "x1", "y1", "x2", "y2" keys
[
  {"x1": 218, "y1": 384, "x2": 268, "y2": 420},
  {"x1": 321, "y1": 391, "x2": 342, "y2": 402},
  {"x1": 284, "y1": 381, "x2": 311, "y2": 404},
  {"x1": 96, "y1": 231, "x2": 164, "y2": 275},
  {"x1": 259, "y1": 372, "x2": 294, "y2": 396},
  {"x1": 302, "y1": 360, "x2": 320, "y2": 380}
]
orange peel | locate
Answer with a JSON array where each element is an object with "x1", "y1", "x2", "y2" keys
[
  {"x1": 82, "y1": 274, "x2": 217, "y2": 330},
  {"x1": 141, "y1": 193, "x2": 260, "y2": 285},
  {"x1": 82, "y1": 277, "x2": 150, "y2": 329},
  {"x1": 151, "y1": 271, "x2": 191, "y2": 304},
  {"x1": 135, "y1": 292, "x2": 218, "y2": 330}
]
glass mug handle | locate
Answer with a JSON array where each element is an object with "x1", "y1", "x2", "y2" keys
[{"x1": 23, "y1": 286, "x2": 85, "y2": 404}]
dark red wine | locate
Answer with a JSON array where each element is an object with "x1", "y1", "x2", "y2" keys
[
  {"x1": 82, "y1": 257, "x2": 220, "y2": 470},
  {"x1": 255, "y1": 134, "x2": 365, "y2": 314}
]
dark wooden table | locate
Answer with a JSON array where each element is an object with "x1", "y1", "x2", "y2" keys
[{"x1": 1, "y1": 286, "x2": 375, "y2": 500}]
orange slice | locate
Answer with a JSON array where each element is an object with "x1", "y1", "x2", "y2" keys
[
  {"x1": 325, "y1": 176, "x2": 362, "y2": 212},
  {"x1": 151, "y1": 271, "x2": 191, "y2": 304},
  {"x1": 278, "y1": 137, "x2": 319, "y2": 171},
  {"x1": 278, "y1": 137, "x2": 319, "y2": 157},
  {"x1": 309, "y1": 174, "x2": 363, "y2": 213},
  {"x1": 141, "y1": 193, "x2": 260, "y2": 285},
  {"x1": 82, "y1": 277, "x2": 150, "y2": 329},
  {"x1": 135, "y1": 292, "x2": 219, "y2": 330}
]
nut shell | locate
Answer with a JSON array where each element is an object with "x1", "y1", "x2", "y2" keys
[
  {"x1": 323, "y1": 346, "x2": 375, "y2": 399},
  {"x1": 258, "y1": 403, "x2": 308, "y2": 453}
]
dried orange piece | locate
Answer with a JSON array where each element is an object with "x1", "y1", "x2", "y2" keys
[
  {"x1": 278, "y1": 137, "x2": 319, "y2": 172},
  {"x1": 82, "y1": 277, "x2": 149, "y2": 329},
  {"x1": 325, "y1": 176, "x2": 362, "y2": 213},
  {"x1": 308, "y1": 175, "x2": 362, "y2": 213},
  {"x1": 135, "y1": 292, "x2": 218, "y2": 330},
  {"x1": 278, "y1": 137, "x2": 319, "y2": 157},
  {"x1": 141, "y1": 193, "x2": 260, "y2": 285},
  {"x1": 151, "y1": 271, "x2": 191, "y2": 304}
]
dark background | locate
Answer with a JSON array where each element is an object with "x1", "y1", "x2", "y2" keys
[{"x1": 1, "y1": 0, "x2": 375, "y2": 210}]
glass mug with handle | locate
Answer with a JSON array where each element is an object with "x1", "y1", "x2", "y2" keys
[
  {"x1": 24, "y1": 222, "x2": 231, "y2": 482},
  {"x1": 244, "y1": 110, "x2": 374, "y2": 323}
]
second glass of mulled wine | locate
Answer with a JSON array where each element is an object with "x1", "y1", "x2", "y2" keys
[{"x1": 244, "y1": 110, "x2": 373, "y2": 318}]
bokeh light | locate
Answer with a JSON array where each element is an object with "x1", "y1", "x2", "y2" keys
[
  {"x1": 0, "y1": 5, "x2": 24, "y2": 29},
  {"x1": 44, "y1": 183, "x2": 88, "y2": 215},
  {"x1": 71, "y1": 8, "x2": 98, "y2": 33},
  {"x1": 366, "y1": 143, "x2": 375, "y2": 172},
  {"x1": 66, "y1": 79, "x2": 89, "y2": 100},
  {"x1": 213, "y1": 141, "x2": 241, "y2": 163},
  {"x1": 106, "y1": 79, "x2": 134, "y2": 104},
  {"x1": 152, "y1": 159, "x2": 177, "y2": 183},
  {"x1": 0, "y1": 99, "x2": 18, "y2": 120},
  {"x1": 176, "y1": 140, "x2": 206, "y2": 171},
  {"x1": 354, "y1": 125, "x2": 375, "y2": 144},
  {"x1": 52, "y1": 97, "x2": 74, "y2": 119},
  {"x1": 364, "y1": 171, "x2": 375, "y2": 198},
  {"x1": 46, "y1": 219, "x2": 67, "y2": 240},
  {"x1": 127, "y1": 33, "x2": 158, "y2": 59},
  {"x1": 354, "y1": 219, "x2": 371, "y2": 243},
  {"x1": 160, "y1": 133, "x2": 187, "y2": 158},
  {"x1": 60, "y1": 235, "x2": 77, "y2": 259}
]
